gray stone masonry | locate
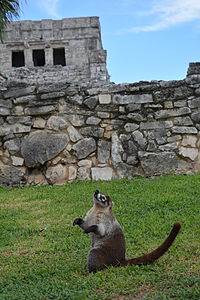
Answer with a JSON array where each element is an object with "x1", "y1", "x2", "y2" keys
[
  {"x1": 0, "y1": 17, "x2": 109, "y2": 82},
  {"x1": 0, "y1": 62, "x2": 200, "y2": 186}
]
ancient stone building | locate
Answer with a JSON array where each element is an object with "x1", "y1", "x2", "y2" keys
[
  {"x1": 0, "y1": 17, "x2": 200, "y2": 186},
  {"x1": 0, "y1": 17, "x2": 108, "y2": 82}
]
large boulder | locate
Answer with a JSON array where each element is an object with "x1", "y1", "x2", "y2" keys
[{"x1": 21, "y1": 132, "x2": 68, "y2": 168}]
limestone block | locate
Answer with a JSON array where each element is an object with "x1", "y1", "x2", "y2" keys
[
  {"x1": 77, "y1": 167, "x2": 91, "y2": 180},
  {"x1": 98, "y1": 140, "x2": 111, "y2": 164},
  {"x1": 83, "y1": 96, "x2": 98, "y2": 109},
  {"x1": 155, "y1": 107, "x2": 191, "y2": 119},
  {"x1": 159, "y1": 142, "x2": 178, "y2": 151},
  {"x1": 191, "y1": 112, "x2": 200, "y2": 123},
  {"x1": 0, "y1": 99, "x2": 12, "y2": 108},
  {"x1": 99, "y1": 94, "x2": 111, "y2": 104},
  {"x1": 21, "y1": 133, "x2": 69, "y2": 168},
  {"x1": 174, "y1": 100, "x2": 187, "y2": 108},
  {"x1": 178, "y1": 147, "x2": 198, "y2": 161},
  {"x1": 127, "y1": 113, "x2": 146, "y2": 122},
  {"x1": 140, "y1": 121, "x2": 173, "y2": 130},
  {"x1": 4, "y1": 139, "x2": 21, "y2": 154},
  {"x1": 47, "y1": 116, "x2": 68, "y2": 131},
  {"x1": 164, "y1": 101, "x2": 173, "y2": 109},
  {"x1": 167, "y1": 135, "x2": 182, "y2": 142},
  {"x1": 27, "y1": 169, "x2": 47, "y2": 185},
  {"x1": 14, "y1": 95, "x2": 37, "y2": 104},
  {"x1": 188, "y1": 98, "x2": 200, "y2": 108},
  {"x1": 124, "y1": 123, "x2": 139, "y2": 132},
  {"x1": 113, "y1": 94, "x2": 153, "y2": 105},
  {"x1": 132, "y1": 130, "x2": 147, "y2": 150},
  {"x1": 91, "y1": 167, "x2": 113, "y2": 180},
  {"x1": 72, "y1": 138, "x2": 96, "y2": 159},
  {"x1": 67, "y1": 126, "x2": 82, "y2": 142},
  {"x1": 78, "y1": 160, "x2": 92, "y2": 167},
  {"x1": 66, "y1": 114, "x2": 85, "y2": 126},
  {"x1": 80, "y1": 126, "x2": 104, "y2": 138},
  {"x1": 126, "y1": 155, "x2": 138, "y2": 165},
  {"x1": 25, "y1": 106, "x2": 55, "y2": 116},
  {"x1": 4, "y1": 86, "x2": 35, "y2": 99},
  {"x1": 97, "y1": 112, "x2": 110, "y2": 118},
  {"x1": 111, "y1": 132, "x2": 123, "y2": 164},
  {"x1": 0, "y1": 108, "x2": 10, "y2": 116},
  {"x1": 86, "y1": 116, "x2": 101, "y2": 125},
  {"x1": 12, "y1": 105, "x2": 24, "y2": 115},
  {"x1": 181, "y1": 135, "x2": 198, "y2": 147},
  {"x1": 174, "y1": 116, "x2": 193, "y2": 126},
  {"x1": 0, "y1": 166, "x2": 26, "y2": 187},
  {"x1": 11, "y1": 156, "x2": 24, "y2": 166},
  {"x1": 33, "y1": 118, "x2": 46, "y2": 128},
  {"x1": 6, "y1": 116, "x2": 32, "y2": 125},
  {"x1": 171, "y1": 126, "x2": 198, "y2": 134},
  {"x1": 12, "y1": 124, "x2": 31, "y2": 134},
  {"x1": 68, "y1": 165, "x2": 77, "y2": 181},
  {"x1": 46, "y1": 164, "x2": 68, "y2": 185},
  {"x1": 139, "y1": 151, "x2": 179, "y2": 176}
]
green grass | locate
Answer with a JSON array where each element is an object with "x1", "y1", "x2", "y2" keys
[{"x1": 0, "y1": 174, "x2": 199, "y2": 300}]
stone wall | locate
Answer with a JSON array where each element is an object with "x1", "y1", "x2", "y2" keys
[
  {"x1": 0, "y1": 64, "x2": 200, "y2": 186},
  {"x1": 0, "y1": 17, "x2": 108, "y2": 82}
]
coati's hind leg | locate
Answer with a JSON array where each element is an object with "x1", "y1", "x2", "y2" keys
[{"x1": 88, "y1": 248, "x2": 108, "y2": 273}]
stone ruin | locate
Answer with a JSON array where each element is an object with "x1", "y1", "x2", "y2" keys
[{"x1": 0, "y1": 17, "x2": 200, "y2": 186}]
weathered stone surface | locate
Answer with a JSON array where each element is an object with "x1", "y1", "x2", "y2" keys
[
  {"x1": 46, "y1": 164, "x2": 68, "y2": 185},
  {"x1": 25, "y1": 106, "x2": 55, "y2": 116},
  {"x1": 178, "y1": 147, "x2": 198, "y2": 161},
  {"x1": 68, "y1": 165, "x2": 77, "y2": 181},
  {"x1": 98, "y1": 140, "x2": 111, "y2": 163},
  {"x1": 155, "y1": 107, "x2": 191, "y2": 119},
  {"x1": 124, "y1": 123, "x2": 139, "y2": 132},
  {"x1": 67, "y1": 125, "x2": 82, "y2": 142},
  {"x1": 188, "y1": 98, "x2": 200, "y2": 108},
  {"x1": 0, "y1": 166, "x2": 26, "y2": 186},
  {"x1": 132, "y1": 130, "x2": 147, "y2": 150},
  {"x1": 140, "y1": 121, "x2": 173, "y2": 130},
  {"x1": 0, "y1": 108, "x2": 10, "y2": 116},
  {"x1": 33, "y1": 118, "x2": 46, "y2": 128},
  {"x1": 4, "y1": 86, "x2": 35, "y2": 98},
  {"x1": 173, "y1": 116, "x2": 193, "y2": 126},
  {"x1": 73, "y1": 138, "x2": 96, "y2": 159},
  {"x1": 21, "y1": 133, "x2": 69, "y2": 167},
  {"x1": 181, "y1": 135, "x2": 198, "y2": 147},
  {"x1": 79, "y1": 126, "x2": 104, "y2": 138},
  {"x1": 86, "y1": 116, "x2": 101, "y2": 125},
  {"x1": 66, "y1": 114, "x2": 85, "y2": 126},
  {"x1": 111, "y1": 132, "x2": 123, "y2": 164},
  {"x1": 139, "y1": 152, "x2": 179, "y2": 176},
  {"x1": 11, "y1": 156, "x2": 24, "y2": 166},
  {"x1": 99, "y1": 94, "x2": 111, "y2": 104},
  {"x1": 113, "y1": 94, "x2": 153, "y2": 104},
  {"x1": 77, "y1": 167, "x2": 91, "y2": 180},
  {"x1": 6, "y1": 116, "x2": 32, "y2": 125},
  {"x1": 4, "y1": 139, "x2": 21, "y2": 154},
  {"x1": 84, "y1": 96, "x2": 98, "y2": 109},
  {"x1": 191, "y1": 112, "x2": 200, "y2": 123},
  {"x1": 27, "y1": 169, "x2": 47, "y2": 185},
  {"x1": 78, "y1": 159, "x2": 92, "y2": 167},
  {"x1": 171, "y1": 126, "x2": 198, "y2": 134},
  {"x1": 47, "y1": 116, "x2": 68, "y2": 131},
  {"x1": 0, "y1": 99, "x2": 12, "y2": 108},
  {"x1": 127, "y1": 113, "x2": 146, "y2": 122},
  {"x1": 91, "y1": 167, "x2": 113, "y2": 180}
]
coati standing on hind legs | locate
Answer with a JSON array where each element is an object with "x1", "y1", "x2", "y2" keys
[{"x1": 73, "y1": 190, "x2": 181, "y2": 273}]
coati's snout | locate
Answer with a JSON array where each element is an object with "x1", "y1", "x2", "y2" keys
[{"x1": 93, "y1": 190, "x2": 111, "y2": 207}]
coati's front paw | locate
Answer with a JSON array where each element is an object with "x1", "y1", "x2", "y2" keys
[
  {"x1": 73, "y1": 217, "x2": 84, "y2": 226},
  {"x1": 84, "y1": 225, "x2": 98, "y2": 234}
]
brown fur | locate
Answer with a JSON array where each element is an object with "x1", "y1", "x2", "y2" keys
[{"x1": 73, "y1": 190, "x2": 181, "y2": 273}]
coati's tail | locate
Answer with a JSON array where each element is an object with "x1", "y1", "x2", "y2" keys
[{"x1": 120, "y1": 222, "x2": 181, "y2": 266}]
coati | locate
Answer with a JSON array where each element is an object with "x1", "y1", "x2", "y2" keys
[{"x1": 73, "y1": 190, "x2": 181, "y2": 273}]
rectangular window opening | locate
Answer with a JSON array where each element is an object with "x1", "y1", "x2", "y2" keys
[
  {"x1": 33, "y1": 49, "x2": 45, "y2": 66},
  {"x1": 12, "y1": 51, "x2": 25, "y2": 67},
  {"x1": 53, "y1": 48, "x2": 66, "y2": 66}
]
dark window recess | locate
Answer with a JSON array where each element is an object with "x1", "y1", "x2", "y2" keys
[
  {"x1": 53, "y1": 48, "x2": 66, "y2": 66},
  {"x1": 12, "y1": 51, "x2": 25, "y2": 67},
  {"x1": 33, "y1": 49, "x2": 45, "y2": 66}
]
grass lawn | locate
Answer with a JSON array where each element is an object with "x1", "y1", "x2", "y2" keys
[{"x1": 0, "y1": 174, "x2": 199, "y2": 300}]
